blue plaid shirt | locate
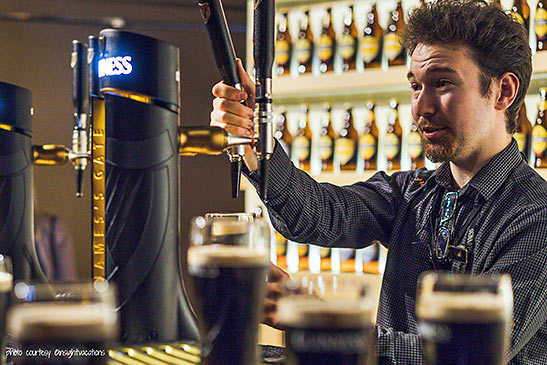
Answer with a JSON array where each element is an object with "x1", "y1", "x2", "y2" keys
[{"x1": 244, "y1": 138, "x2": 547, "y2": 364}]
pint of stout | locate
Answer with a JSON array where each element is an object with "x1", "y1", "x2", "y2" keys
[
  {"x1": 7, "y1": 282, "x2": 118, "y2": 365},
  {"x1": 0, "y1": 270, "x2": 12, "y2": 365},
  {"x1": 188, "y1": 216, "x2": 270, "y2": 365},
  {"x1": 278, "y1": 274, "x2": 376, "y2": 365},
  {"x1": 416, "y1": 272, "x2": 513, "y2": 365}
]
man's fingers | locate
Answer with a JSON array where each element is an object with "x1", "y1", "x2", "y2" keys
[
  {"x1": 236, "y1": 59, "x2": 255, "y2": 107},
  {"x1": 268, "y1": 263, "x2": 289, "y2": 283},
  {"x1": 210, "y1": 119, "x2": 252, "y2": 137},
  {"x1": 212, "y1": 80, "x2": 247, "y2": 101},
  {"x1": 212, "y1": 97, "x2": 254, "y2": 120},
  {"x1": 266, "y1": 282, "x2": 285, "y2": 300}
]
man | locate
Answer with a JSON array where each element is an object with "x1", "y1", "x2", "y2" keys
[{"x1": 210, "y1": 0, "x2": 547, "y2": 363}]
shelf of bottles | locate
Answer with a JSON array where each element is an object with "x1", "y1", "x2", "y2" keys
[{"x1": 243, "y1": 0, "x2": 547, "y2": 274}]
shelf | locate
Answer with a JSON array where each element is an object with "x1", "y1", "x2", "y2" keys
[
  {"x1": 272, "y1": 52, "x2": 547, "y2": 105},
  {"x1": 242, "y1": 168, "x2": 547, "y2": 191}
]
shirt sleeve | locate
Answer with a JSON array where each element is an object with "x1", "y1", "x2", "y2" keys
[
  {"x1": 485, "y1": 204, "x2": 547, "y2": 364},
  {"x1": 375, "y1": 325, "x2": 424, "y2": 365},
  {"x1": 242, "y1": 141, "x2": 405, "y2": 248}
]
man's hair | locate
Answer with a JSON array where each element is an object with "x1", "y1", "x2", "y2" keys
[{"x1": 402, "y1": 0, "x2": 532, "y2": 133}]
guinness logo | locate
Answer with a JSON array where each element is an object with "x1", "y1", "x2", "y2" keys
[
  {"x1": 199, "y1": 2, "x2": 211, "y2": 24},
  {"x1": 254, "y1": 0, "x2": 262, "y2": 9}
]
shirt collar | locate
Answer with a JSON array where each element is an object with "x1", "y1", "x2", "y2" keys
[{"x1": 432, "y1": 138, "x2": 523, "y2": 200}]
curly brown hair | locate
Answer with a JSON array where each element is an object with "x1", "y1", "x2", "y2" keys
[{"x1": 402, "y1": 0, "x2": 532, "y2": 134}]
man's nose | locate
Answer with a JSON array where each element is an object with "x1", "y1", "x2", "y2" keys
[{"x1": 413, "y1": 88, "x2": 436, "y2": 119}]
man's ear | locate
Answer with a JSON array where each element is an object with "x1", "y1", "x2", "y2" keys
[{"x1": 494, "y1": 72, "x2": 519, "y2": 111}]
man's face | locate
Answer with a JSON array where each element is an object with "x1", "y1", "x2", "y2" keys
[{"x1": 407, "y1": 43, "x2": 498, "y2": 164}]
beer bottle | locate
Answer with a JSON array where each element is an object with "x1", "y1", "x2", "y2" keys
[
  {"x1": 274, "y1": 109, "x2": 292, "y2": 157},
  {"x1": 385, "y1": 98, "x2": 403, "y2": 170},
  {"x1": 319, "y1": 247, "x2": 332, "y2": 271},
  {"x1": 536, "y1": 0, "x2": 547, "y2": 52},
  {"x1": 318, "y1": 104, "x2": 336, "y2": 172},
  {"x1": 293, "y1": 104, "x2": 313, "y2": 171},
  {"x1": 409, "y1": 121, "x2": 425, "y2": 170},
  {"x1": 295, "y1": 10, "x2": 314, "y2": 74},
  {"x1": 533, "y1": 88, "x2": 547, "y2": 168},
  {"x1": 318, "y1": 8, "x2": 336, "y2": 74},
  {"x1": 359, "y1": 100, "x2": 379, "y2": 171},
  {"x1": 511, "y1": 0, "x2": 530, "y2": 33},
  {"x1": 384, "y1": 1, "x2": 406, "y2": 67},
  {"x1": 297, "y1": 243, "x2": 309, "y2": 271},
  {"x1": 340, "y1": 5, "x2": 358, "y2": 72},
  {"x1": 275, "y1": 231, "x2": 288, "y2": 269},
  {"x1": 360, "y1": 4, "x2": 383, "y2": 70},
  {"x1": 335, "y1": 107, "x2": 359, "y2": 171},
  {"x1": 514, "y1": 103, "x2": 532, "y2": 161},
  {"x1": 275, "y1": 11, "x2": 292, "y2": 77}
]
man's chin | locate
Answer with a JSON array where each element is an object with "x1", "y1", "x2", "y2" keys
[{"x1": 423, "y1": 143, "x2": 454, "y2": 163}]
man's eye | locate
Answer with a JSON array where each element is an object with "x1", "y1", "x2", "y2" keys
[
  {"x1": 437, "y1": 79, "x2": 451, "y2": 87},
  {"x1": 410, "y1": 83, "x2": 421, "y2": 91}
]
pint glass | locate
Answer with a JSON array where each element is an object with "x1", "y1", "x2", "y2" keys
[
  {"x1": 278, "y1": 273, "x2": 376, "y2": 365},
  {"x1": 188, "y1": 215, "x2": 270, "y2": 365},
  {"x1": 7, "y1": 281, "x2": 119, "y2": 365},
  {"x1": 416, "y1": 272, "x2": 513, "y2": 365},
  {"x1": 0, "y1": 255, "x2": 12, "y2": 365}
]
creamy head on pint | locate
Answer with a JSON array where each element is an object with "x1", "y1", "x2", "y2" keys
[
  {"x1": 0, "y1": 272, "x2": 12, "y2": 292},
  {"x1": 188, "y1": 244, "x2": 269, "y2": 268},
  {"x1": 278, "y1": 296, "x2": 372, "y2": 328},
  {"x1": 8, "y1": 303, "x2": 118, "y2": 342}
]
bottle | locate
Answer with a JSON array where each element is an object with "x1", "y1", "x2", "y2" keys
[
  {"x1": 340, "y1": 5, "x2": 358, "y2": 72},
  {"x1": 385, "y1": 98, "x2": 403, "y2": 170},
  {"x1": 274, "y1": 109, "x2": 292, "y2": 157},
  {"x1": 533, "y1": 88, "x2": 547, "y2": 167},
  {"x1": 297, "y1": 243, "x2": 309, "y2": 271},
  {"x1": 319, "y1": 247, "x2": 332, "y2": 271},
  {"x1": 511, "y1": 0, "x2": 530, "y2": 33},
  {"x1": 359, "y1": 100, "x2": 379, "y2": 171},
  {"x1": 514, "y1": 103, "x2": 532, "y2": 161},
  {"x1": 318, "y1": 104, "x2": 336, "y2": 172},
  {"x1": 409, "y1": 121, "x2": 425, "y2": 169},
  {"x1": 335, "y1": 107, "x2": 359, "y2": 171},
  {"x1": 360, "y1": 4, "x2": 383, "y2": 70},
  {"x1": 275, "y1": 11, "x2": 292, "y2": 77},
  {"x1": 295, "y1": 10, "x2": 314, "y2": 74},
  {"x1": 384, "y1": 1, "x2": 406, "y2": 67},
  {"x1": 536, "y1": 0, "x2": 547, "y2": 52},
  {"x1": 293, "y1": 104, "x2": 313, "y2": 171},
  {"x1": 275, "y1": 231, "x2": 288, "y2": 269},
  {"x1": 318, "y1": 8, "x2": 336, "y2": 74}
]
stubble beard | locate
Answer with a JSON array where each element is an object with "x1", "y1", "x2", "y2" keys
[{"x1": 421, "y1": 135, "x2": 458, "y2": 163}]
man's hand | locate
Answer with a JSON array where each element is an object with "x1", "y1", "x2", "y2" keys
[
  {"x1": 210, "y1": 59, "x2": 258, "y2": 170},
  {"x1": 263, "y1": 263, "x2": 290, "y2": 329}
]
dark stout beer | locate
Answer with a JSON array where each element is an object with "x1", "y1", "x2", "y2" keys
[
  {"x1": 188, "y1": 245, "x2": 269, "y2": 365},
  {"x1": 0, "y1": 272, "x2": 12, "y2": 365},
  {"x1": 279, "y1": 297, "x2": 374, "y2": 365},
  {"x1": 8, "y1": 303, "x2": 117, "y2": 365}
]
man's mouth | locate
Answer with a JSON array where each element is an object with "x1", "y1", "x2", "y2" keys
[{"x1": 421, "y1": 125, "x2": 449, "y2": 139}]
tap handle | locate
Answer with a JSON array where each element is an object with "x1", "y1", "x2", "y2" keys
[
  {"x1": 253, "y1": 0, "x2": 275, "y2": 84},
  {"x1": 88, "y1": 35, "x2": 101, "y2": 99}
]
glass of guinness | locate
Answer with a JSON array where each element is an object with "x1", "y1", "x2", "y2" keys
[
  {"x1": 0, "y1": 255, "x2": 12, "y2": 365},
  {"x1": 188, "y1": 215, "x2": 270, "y2": 365},
  {"x1": 278, "y1": 273, "x2": 376, "y2": 365},
  {"x1": 6, "y1": 280, "x2": 119, "y2": 365},
  {"x1": 416, "y1": 272, "x2": 513, "y2": 365}
]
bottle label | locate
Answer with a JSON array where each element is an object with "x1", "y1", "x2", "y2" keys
[
  {"x1": 318, "y1": 35, "x2": 334, "y2": 62},
  {"x1": 298, "y1": 243, "x2": 309, "y2": 257},
  {"x1": 511, "y1": 11, "x2": 525, "y2": 25},
  {"x1": 339, "y1": 34, "x2": 357, "y2": 60},
  {"x1": 359, "y1": 133, "x2": 377, "y2": 160},
  {"x1": 385, "y1": 132, "x2": 400, "y2": 159},
  {"x1": 318, "y1": 135, "x2": 334, "y2": 160},
  {"x1": 295, "y1": 39, "x2": 312, "y2": 63},
  {"x1": 536, "y1": 8, "x2": 547, "y2": 39},
  {"x1": 275, "y1": 40, "x2": 291, "y2": 66},
  {"x1": 335, "y1": 138, "x2": 356, "y2": 165},
  {"x1": 532, "y1": 125, "x2": 547, "y2": 155},
  {"x1": 319, "y1": 247, "x2": 331, "y2": 258},
  {"x1": 514, "y1": 132, "x2": 526, "y2": 152},
  {"x1": 275, "y1": 232, "x2": 287, "y2": 256},
  {"x1": 293, "y1": 135, "x2": 311, "y2": 160},
  {"x1": 384, "y1": 32, "x2": 403, "y2": 61},
  {"x1": 408, "y1": 131, "x2": 423, "y2": 158},
  {"x1": 360, "y1": 36, "x2": 381, "y2": 63}
]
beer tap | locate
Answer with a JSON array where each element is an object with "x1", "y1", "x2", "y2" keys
[
  {"x1": 253, "y1": 0, "x2": 276, "y2": 200},
  {"x1": 71, "y1": 40, "x2": 89, "y2": 197},
  {"x1": 198, "y1": 0, "x2": 246, "y2": 198}
]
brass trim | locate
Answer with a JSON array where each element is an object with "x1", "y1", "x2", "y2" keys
[
  {"x1": 91, "y1": 97, "x2": 106, "y2": 280},
  {"x1": 32, "y1": 144, "x2": 69, "y2": 165}
]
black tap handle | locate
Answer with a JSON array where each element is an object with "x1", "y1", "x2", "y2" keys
[
  {"x1": 88, "y1": 35, "x2": 101, "y2": 99},
  {"x1": 72, "y1": 41, "x2": 89, "y2": 120},
  {"x1": 199, "y1": 0, "x2": 241, "y2": 87},
  {"x1": 253, "y1": 0, "x2": 275, "y2": 84}
]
